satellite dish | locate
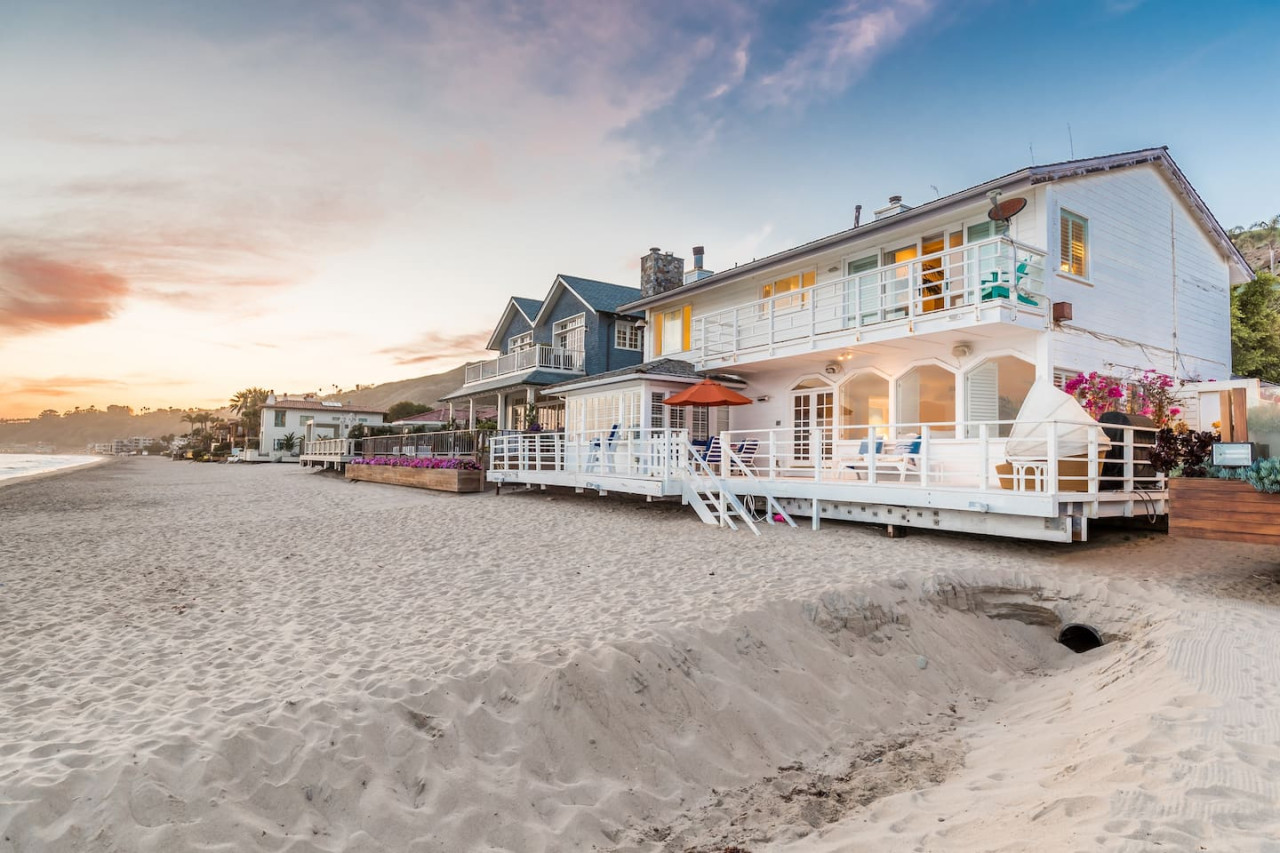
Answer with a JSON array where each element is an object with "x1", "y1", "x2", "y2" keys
[{"x1": 988, "y1": 197, "x2": 1027, "y2": 222}]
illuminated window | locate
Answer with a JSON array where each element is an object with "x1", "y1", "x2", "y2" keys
[
  {"x1": 762, "y1": 271, "x2": 817, "y2": 312},
  {"x1": 1060, "y1": 210, "x2": 1088, "y2": 277}
]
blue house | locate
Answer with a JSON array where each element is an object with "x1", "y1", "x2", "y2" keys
[{"x1": 441, "y1": 274, "x2": 644, "y2": 430}]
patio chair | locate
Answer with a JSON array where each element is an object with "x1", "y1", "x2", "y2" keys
[
  {"x1": 586, "y1": 424, "x2": 619, "y2": 472},
  {"x1": 733, "y1": 439, "x2": 759, "y2": 472},
  {"x1": 700, "y1": 436, "x2": 723, "y2": 466}
]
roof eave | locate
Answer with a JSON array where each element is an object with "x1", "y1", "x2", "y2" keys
[{"x1": 619, "y1": 168, "x2": 1038, "y2": 313}]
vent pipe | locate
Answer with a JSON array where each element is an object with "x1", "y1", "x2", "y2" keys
[{"x1": 854, "y1": 205, "x2": 862, "y2": 228}]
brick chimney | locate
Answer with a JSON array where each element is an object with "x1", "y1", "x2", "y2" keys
[{"x1": 640, "y1": 247, "x2": 685, "y2": 298}]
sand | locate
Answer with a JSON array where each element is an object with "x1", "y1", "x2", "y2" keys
[{"x1": 1, "y1": 457, "x2": 1278, "y2": 852}]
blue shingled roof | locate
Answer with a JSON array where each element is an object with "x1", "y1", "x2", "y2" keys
[
  {"x1": 557, "y1": 276, "x2": 642, "y2": 315},
  {"x1": 511, "y1": 297, "x2": 543, "y2": 322}
]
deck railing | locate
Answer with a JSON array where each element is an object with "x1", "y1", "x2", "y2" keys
[
  {"x1": 301, "y1": 438, "x2": 358, "y2": 458},
  {"x1": 487, "y1": 418, "x2": 1162, "y2": 496},
  {"x1": 718, "y1": 420, "x2": 1161, "y2": 493},
  {"x1": 463, "y1": 345, "x2": 585, "y2": 385},
  {"x1": 489, "y1": 428, "x2": 690, "y2": 479},
  {"x1": 694, "y1": 236, "x2": 1047, "y2": 364},
  {"x1": 360, "y1": 429, "x2": 494, "y2": 460}
]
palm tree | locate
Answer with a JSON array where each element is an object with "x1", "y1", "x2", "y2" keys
[
  {"x1": 229, "y1": 387, "x2": 270, "y2": 448},
  {"x1": 1250, "y1": 215, "x2": 1280, "y2": 275},
  {"x1": 181, "y1": 412, "x2": 200, "y2": 435}
]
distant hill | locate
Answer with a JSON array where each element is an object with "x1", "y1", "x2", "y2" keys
[
  {"x1": 319, "y1": 364, "x2": 468, "y2": 411},
  {"x1": 1228, "y1": 224, "x2": 1277, "y2": 275},
  {"x1": 0, "y1": 408, "x2": 192, "y2": 453}
]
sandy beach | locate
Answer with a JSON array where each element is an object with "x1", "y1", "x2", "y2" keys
[{"x1": 1, "y1": 457, "x2": 1278, "y2": 852}]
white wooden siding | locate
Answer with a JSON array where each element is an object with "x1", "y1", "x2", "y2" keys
[{"x1": 1047, "y1": 164, "x2": 1231, "y2": 380}]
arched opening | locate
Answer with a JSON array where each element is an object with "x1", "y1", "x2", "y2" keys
[
  {"x1": 964, "y1": 355, "x2": 1036, "y2": 437},
  {"x1": 896, "y1": 364, "x2": 955, "y2": 436},
  {"x1": 1058, "y1": 623, "x2": 1104, "y2": 653},
  {"x1": 838, "y1": 371, "x2": 889, "y2": 440}
]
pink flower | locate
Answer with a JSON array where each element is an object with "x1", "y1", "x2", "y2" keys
[{"x1": 1170, "y1": 407, "x2": 1182, "y2": 416}]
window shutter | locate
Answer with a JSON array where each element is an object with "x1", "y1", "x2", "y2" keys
[
  {"x1": 681, "y1": 305, "x2": 692, "y2": 351},
  {"x1": 654, "y1": 314, "x2": 663, "y2": 354},
  {"x1": 966, "y1": 361, "x2": 1000, "y2": 427},
  {"x1": 1060, "y1": 211, "x2": 1087, "y2": 275}
]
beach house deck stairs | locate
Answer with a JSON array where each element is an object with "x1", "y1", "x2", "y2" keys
[{"x1": 680, "y1": 440, "x2": 796, "y2": 535}]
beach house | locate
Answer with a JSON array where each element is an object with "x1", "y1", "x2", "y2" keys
[
  {"x1": 258, "y1": 394, "x2": 386, "y2": 461},
  {"x1": 487, "y1": 148, "x2": 1253, "y2": 541},
  {"x1": 440, "y1": 275, "x2": 644, "y2": 430}
]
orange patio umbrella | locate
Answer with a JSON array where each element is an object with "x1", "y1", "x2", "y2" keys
[{"x1": 662, "y1": 378, "x2": 753, "y2": 407}]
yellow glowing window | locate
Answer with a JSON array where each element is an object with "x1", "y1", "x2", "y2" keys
[
  {"x1": 761, "y1": 270, "x2": 816, "y2": 311},
  {"x1": 1060, "y1": 210, "x2": 1088, "y2": 277}
]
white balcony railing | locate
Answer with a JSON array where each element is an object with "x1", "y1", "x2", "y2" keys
[
  {"x1": 464, "y1": 344, "x2": 585, "y2": 386},
  {"x1": 465, "y1": 345, "x2": 586, "y2": 384},
  {"x1": 694, "y1": 236, "x2": 1047, "y2": 364},
  {"x1": 487, "y1": 418, "x2": 1162, "y2": 496}
]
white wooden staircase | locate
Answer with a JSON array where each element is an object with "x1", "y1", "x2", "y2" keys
[{"x1": 681, "y1": 439, "x2": 796, "y2": 535}]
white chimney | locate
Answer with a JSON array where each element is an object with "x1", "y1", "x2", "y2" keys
[{"x1": 874, "y1": 194, "x2": 911, "y2": 220}]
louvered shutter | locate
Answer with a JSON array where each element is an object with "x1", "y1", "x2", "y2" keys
[{"x1": 965, "y1": 361, "x2": 999, "y2": 438}]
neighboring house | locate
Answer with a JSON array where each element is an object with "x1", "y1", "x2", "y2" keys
[
  {"x1": 488, "y1": 148, "x2": 1254, "y2": 542},
  {"x1": 258, "y1": 394, "x2": 386, "y2": 458},
  {"x1": 390, "y1": 406, "x2": 498, "y2": 431},
  {"x1": 440, "y1": 275, "x2": 644, "y2": 430}
]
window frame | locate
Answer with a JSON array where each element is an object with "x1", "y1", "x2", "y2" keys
[
  {"x1": 508, "y1": 331, "x2": 534, "y2": 352},
  {"x1": 273, "y1": 410, "x2": 286, "y2": 428},
  {"x1": 1059, "y1": 208, "x2": 1089, "y2": 279},
  {"x1": 615, "y1": 320, "x2": 642, "y2": 351}
]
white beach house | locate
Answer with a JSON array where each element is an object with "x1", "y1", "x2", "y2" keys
[
  {"x1": 258, "y1": 394, "x2": 386, "y2": 462},
  {"x1": 487, "y1": 148, "x2": 1253, "y2": 541}
]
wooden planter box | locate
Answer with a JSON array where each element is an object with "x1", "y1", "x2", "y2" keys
[
  {"x1": 346, "y1": 464, "x2": 485, "y2": 493},
  {"x1": 1169, "y1": 478, "x2": 1280, "y2": 545}
]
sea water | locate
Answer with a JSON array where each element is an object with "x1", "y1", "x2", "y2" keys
[{"x1": 0, "y1": 454, "x2": 101, "y2": 483}]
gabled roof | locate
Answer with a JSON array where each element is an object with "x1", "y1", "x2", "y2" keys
[
  {"x1": 620, "y1": 146, "x2": 1253, "y2": 313},
  {"x1": 531, "y1": 275, "x2": 642, "y2": 326},
  {"x1": 484, "y1": 296, "x2": 545, "y2": 351}
]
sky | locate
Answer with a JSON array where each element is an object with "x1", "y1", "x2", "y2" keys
[{"x1": 1, "y1": 0, "x2": 1277, "y2": 419}]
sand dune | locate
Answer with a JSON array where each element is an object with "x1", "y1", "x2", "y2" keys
[{"x1": 1, "y1": 458, "x2": 1277, "y2": 852}]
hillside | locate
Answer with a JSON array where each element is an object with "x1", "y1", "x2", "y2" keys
[
  {"x1": 0, "y1": 408, "x2": 193, "y2": 453},
  {"x1": 1229, "y1": 224, "x2": 1277, "y2": 275},
  {"x1": 319, "y1": 364, "x2": 467, "y2": 411}
]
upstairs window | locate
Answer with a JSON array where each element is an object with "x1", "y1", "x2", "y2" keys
[
  {"x1": 273, "y1": 410, "x2": 286, "y2": 428},
  {"x1": 762, "y1": 271, "x2": 816, "y2": 312},
  {"x1": 615, "y1": 320, "x2": 642, "y2": 351},
  {"x1": 1060, "y1": 210, "x2": 1088, "y2": 277},
  {"x1": 508, "y1": 331, "x2": 533, "y2": 352},
  {"x1": 552, "y1": 314, "x2": 586, "y2": 353},
  {"x1": 656, "y1": 305, "x2": 691, "y2": 355}
]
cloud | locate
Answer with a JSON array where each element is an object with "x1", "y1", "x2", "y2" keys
[
  {"x1": 378, "y1": 329, "x2": 493, "y2": 367},
  {"x1": 753, "y1": 0, "x2": 932, "y2": 108},
  {"x1": 0, "y1": 254, "x2": 131, "y2": 333}
]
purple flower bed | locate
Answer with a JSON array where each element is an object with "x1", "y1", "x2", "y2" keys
[{"x1": 352, "y1": 456, "x2": 481, "y2": 470}]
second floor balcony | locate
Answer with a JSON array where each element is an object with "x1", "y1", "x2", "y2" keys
[
  {"x1": 694, "y1": 236, "x2": 1048, "y2": 367},
  {"x1": 463, "y1": 344, "x2": 585, "y2": 386}
]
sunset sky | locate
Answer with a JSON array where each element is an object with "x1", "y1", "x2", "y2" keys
[{"x1": 2, "y1": 0, "x2": 1277, "y2": 418}]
